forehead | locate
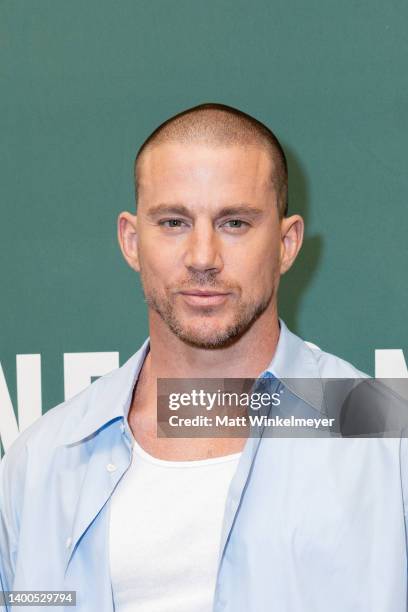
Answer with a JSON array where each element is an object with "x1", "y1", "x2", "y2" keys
[{"x1": 136, "y1": 143, "x2": 274, "y2": 206}]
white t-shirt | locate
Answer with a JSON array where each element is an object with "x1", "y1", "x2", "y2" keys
[{"x1": 109, "y1": 437, "x2": 241, "y2": 612}]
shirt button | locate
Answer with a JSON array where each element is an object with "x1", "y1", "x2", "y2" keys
[
  {"x1": 65, "y1": 537, "x2": 72, "y2": 549},
  {"x1": 106, "y1": 463, "x2": 117, "y2": 472},
  {"x1": 120, "y1": 423, "x2": 125, "y2": 433}
]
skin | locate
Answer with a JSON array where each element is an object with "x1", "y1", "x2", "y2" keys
[{"x1": 118, "y1": 142, "x2": 304, "y2": 460}]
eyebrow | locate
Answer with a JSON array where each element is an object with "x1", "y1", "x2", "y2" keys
[{"x1": 145, "y1": 203, "x2": 265, "y2": 220}]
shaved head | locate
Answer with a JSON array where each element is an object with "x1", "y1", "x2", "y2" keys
[{"x1": 134, "y1": 102, "x2": 288, "y2": 217}]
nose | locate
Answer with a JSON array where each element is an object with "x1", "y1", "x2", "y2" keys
[{"x1": 183, "y1": 220, "x2": 223, "y2": 274}]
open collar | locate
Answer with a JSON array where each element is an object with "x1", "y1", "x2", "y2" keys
[
  {"x1": 62, "y1": 338, "x2": 150, "y2": 445},
  {"x1": 264, "y1": 319, "x2": 325, "y2": 413},
  {"x1": 62, "y1": 318, "x2": 323, "y2": 446}
]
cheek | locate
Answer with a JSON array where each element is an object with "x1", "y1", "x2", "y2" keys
[
  {"x1": 141, "y1": 256, "x2": 176, "y2": 288},
  {"x1": 226, "y1": 242, "x2": 280, "y2": 287},
  {"x1": 138, "y1": 235, "x2": 179, "y2": 278}
]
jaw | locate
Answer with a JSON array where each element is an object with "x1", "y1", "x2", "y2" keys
[{"x1": 148, "y1": 287, "x2": 276, "y2": 350}]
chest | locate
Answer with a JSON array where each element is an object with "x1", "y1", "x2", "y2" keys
[
  {"x1": 108, "y1": 449, "x2": 240, "y2": 612},
  {"x1": 216, "y1": 437, "x2": 407, "y2": 611}
]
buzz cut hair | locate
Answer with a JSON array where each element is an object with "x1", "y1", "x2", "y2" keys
[{"x1": 134, "y1": 102, "x2": 288, "y2": 218}]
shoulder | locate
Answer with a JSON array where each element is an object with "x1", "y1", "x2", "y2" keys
[
  {"x1": 305, "y1": 341, "x2": 369, "y2": 379},
  {"x1": 0, "y1": 370, "x2": 114, "y2": 544},
  {"x1": 0, "y1": 382, "x2": 93, "y2": 490},
  {"x1": 0, "y1": 360, "x2": 121, "y2": 477},
  {"x1": 3, "y1": 381, "x2": 95, "y2": 461},
  {"x1": 277, "y1": 319, "x2": 370, "y2": 380},
  {"x1": 0, "y1": 342, "x2": 147, "y2": 487},
  {"x1": 4, "y1": 341, "x2": 149, "y2": 460}
]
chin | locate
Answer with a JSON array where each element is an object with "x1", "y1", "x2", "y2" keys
[{"x1": 173, "y1": 321, "x2": 243, "y2": 349}]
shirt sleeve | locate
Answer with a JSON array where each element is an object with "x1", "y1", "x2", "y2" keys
[
  {"x1": 0, "y1": 439, "x2": 28, "y2": 612},
  {"x1": 0, "y1": 455, "x2": 13, "y2": 611},
  {"x1": 399, "y1": 430, "x2": 408, "y2": 612}
]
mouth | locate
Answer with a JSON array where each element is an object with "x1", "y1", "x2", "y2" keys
[{"x1": 178, "y1": 290, "x2": 231, "y2": 307}]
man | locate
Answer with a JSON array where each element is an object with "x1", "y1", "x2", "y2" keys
[{"x1": 1, "y1": 103, "x2": 407, "y2": 612}]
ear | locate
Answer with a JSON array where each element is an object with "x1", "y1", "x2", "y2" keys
[
  {"x1": 117, "y1": 211, "x2": 140, "y2": 272},
  {"x1": 279, "y1": 214, "x2": 304, "y2": 275}
]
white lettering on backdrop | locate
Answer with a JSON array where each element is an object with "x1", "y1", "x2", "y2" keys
[
  {"x1": 1, "y1": 348, "x2": 407, "y2": 453},
  {"x1": 0, "y1": 352, "x2": 119, "y2": 452}
]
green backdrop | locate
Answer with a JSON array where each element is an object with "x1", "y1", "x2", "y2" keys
[{"x1": 1, "y1": 1, "x2": 407, "y2": 453}]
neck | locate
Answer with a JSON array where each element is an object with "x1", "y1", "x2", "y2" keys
[
  {"x1": 127, "y1": 304, "x2": 280, "y2": 460},
  {"x1": 146, "y1": 303, "x2": 280, "y2": 380}
]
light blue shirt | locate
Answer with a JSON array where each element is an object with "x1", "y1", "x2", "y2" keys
[{"x1": 1, "y1": 319, "x2": 408, "y2": 611}]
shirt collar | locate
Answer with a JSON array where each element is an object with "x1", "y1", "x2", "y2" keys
[
  {"x1": 63, "y1": 337, "x2": 150, "y2": 446},
  {"x1": 63, "y1": 318, "x2": 322, "y2": 446},
  {"x1": 261, "y1": 318, "x2": 324, "y2": 412}
]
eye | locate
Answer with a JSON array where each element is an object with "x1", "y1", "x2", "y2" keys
[
  {"x1": 222, "y1": 219, "x2": 250, "y2": 230},
  {"x1": 159, "y1": 219, "x2": 188, "y2": 228}
]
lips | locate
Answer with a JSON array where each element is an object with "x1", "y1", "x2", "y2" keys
[
  {"x1": 179, "y1": 290, "x2": 230, "y2": 306},
  {"x1": 180, "y1": 290, "x2": 229, "y2": 296}
]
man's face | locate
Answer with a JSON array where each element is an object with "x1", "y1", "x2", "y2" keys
[{"x1": 130, "y1": 143, "x2": 286, "y2": 348}]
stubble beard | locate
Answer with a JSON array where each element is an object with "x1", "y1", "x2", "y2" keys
[{"x1": 141, "y1": 278, "x2": 275, "y2": 349}]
